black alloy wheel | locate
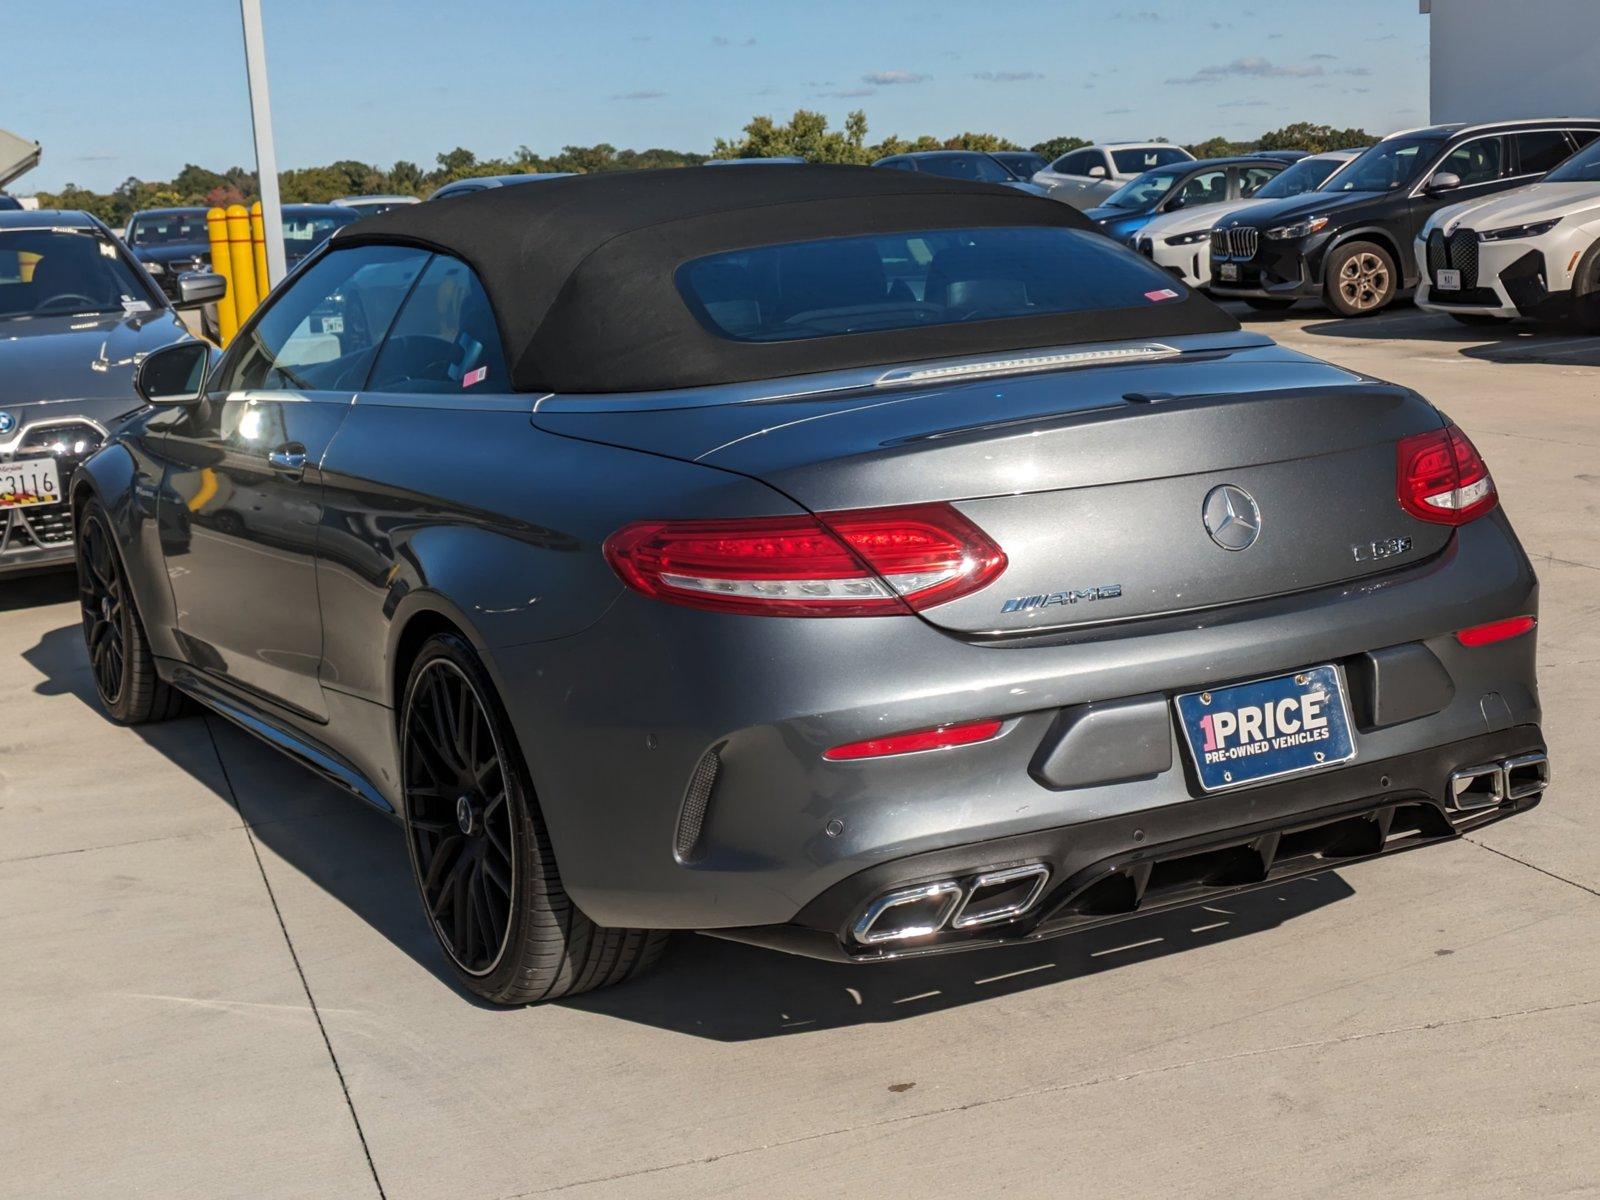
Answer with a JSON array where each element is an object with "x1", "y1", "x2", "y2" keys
[
  {"x1": 78, "y1": 512, "x2": 127, "y2": 707},
  {"x1": 403, "y1": 656, "x2": 516, "y2": 977},
  {"x1": 75, "y1": 503, "x2": 186, "y2": 725},
  {"x1": 399, "y1": 633, "x2": 670, "y2": 1004}
]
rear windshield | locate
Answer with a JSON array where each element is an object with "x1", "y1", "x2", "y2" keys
[
  {"x1": 677, "y1": 226, "x2": 1189, "y2": 342},
  {"x1": 1112, "y1": 146, "x2": 1190, "y2": 173}
]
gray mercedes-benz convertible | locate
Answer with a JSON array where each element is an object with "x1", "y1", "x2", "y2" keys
[{"x1": 75, "y1": 167, "x2": 1546, "y2": 1004}]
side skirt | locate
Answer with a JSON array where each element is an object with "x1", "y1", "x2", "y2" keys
[{"x1": 161, "y1": 658, "x2": 396, "y2": 816}]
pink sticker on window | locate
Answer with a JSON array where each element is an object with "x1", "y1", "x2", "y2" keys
[
  {"x1": 462, "y1": 366, "x2": 488, "y2": 389},
  {"x1": 1144, "y1": 288, "x2": 1180, "y2": 302}
]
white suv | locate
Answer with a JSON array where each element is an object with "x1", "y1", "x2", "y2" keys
[
  {"x1": 1034, "y1": 142, "x2": 1195, "y2": 210},
  {"x1": 1416, "y1": 131, "x2": 1600, "y2": 328}
]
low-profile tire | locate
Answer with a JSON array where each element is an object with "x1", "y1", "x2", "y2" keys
[
  {"x1": 1323, "y1": 240, "x2": 1398, "y2": 317},
  {"x1": 1449, "y1": 312, "x2": 1510, "y2": 326},
  {"x1": 76, "y1": 501, "x2": 187, "y2": 725},
  {"x1": 400, "y1": 632, "x2": 669, "y2": 1005},
  {"x1": 1243, "y1": 297, "x2": 1296, "y2": 312}
]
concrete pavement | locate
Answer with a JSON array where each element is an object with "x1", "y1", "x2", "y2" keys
[{"x1": 2, "y1": 304, "x2": 1597, "y2": 1199}]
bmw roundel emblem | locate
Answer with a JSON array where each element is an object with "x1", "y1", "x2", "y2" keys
[
  {"x1": 1202, "y1": 484, "x2": 1262, "y2": 551},
  {"x1": 0, "y1": 411, "x2": 14, "y2": 436}
]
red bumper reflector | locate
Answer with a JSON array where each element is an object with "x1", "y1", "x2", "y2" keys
[
  {"x1": 823, "y1": 718, "x2": 1004, "y2": 761},
  {"x1": 1455, "y1": 615, "x2": 1536, "y2": 647}
]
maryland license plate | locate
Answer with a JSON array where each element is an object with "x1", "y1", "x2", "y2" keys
[
  {"x1": 1175, "y1": 665, "x2": 1356, "y2": 792},
  {"x1": 1436, "y1": 268, "x2": 1462, "y2": 291},
  {"x1": 0, "y1": 457, "x2": 60, "y2": 508}
]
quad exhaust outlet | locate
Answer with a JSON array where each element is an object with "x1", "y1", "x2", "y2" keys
[{"x1": 853, "y1": 864, "x2": 1050, "y2": 946}]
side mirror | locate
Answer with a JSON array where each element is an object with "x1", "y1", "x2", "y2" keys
[
  {"x1": 136, "y1": 341, "x2": 213, "y2": 406},
  {"x1": 174, "y1": 270, "x2": 227, "y2": 310},
  {"x1": 1087, "y1": 164, "x2": 1109, "y2": 179},
  {"x1": 1166, "y1": 195, "x2": 1188, "y2": 211},
  {"x1": 1428, "y1": 171, "x2": 1463, "y2": 193}
]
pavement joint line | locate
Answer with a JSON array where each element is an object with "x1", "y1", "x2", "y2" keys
[
  {"x1": 0, "y1": 803, "x2": 362, "y2": 865},
  {"x1": 498, "y1": 995, "x2": 1600, "y2": 1198},
  {"x1": 201, "y1": 714, "x2": 389, "y2": 1200},
  {"x1": 1465, "y1": 836, "x2": 1600, "y2": 901}
]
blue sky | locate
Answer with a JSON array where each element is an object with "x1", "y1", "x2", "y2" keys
[{"x1": 5, "y1": 0, "x2": 1429, "y2": 193}]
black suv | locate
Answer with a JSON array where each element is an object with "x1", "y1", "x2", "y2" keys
[
  {"x1": 124, "y1": 207, "x2": 212, "y2": 302},
  {"x1": 1208, "y1": 120, "x2": 1600, "y2": 316}
]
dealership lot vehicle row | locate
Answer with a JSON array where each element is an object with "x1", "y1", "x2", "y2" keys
[{"x1": 5, "y1": 304, "x2": 1598, "y2": 1199}]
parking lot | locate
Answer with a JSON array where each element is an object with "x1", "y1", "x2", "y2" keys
[{"x1": 4, "y1": 303, "x2": 1599, "y2": 1199}]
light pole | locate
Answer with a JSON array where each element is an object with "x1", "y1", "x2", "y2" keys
[{"x1": 239, "y1": 0, "x2": 287, "y2": 287}]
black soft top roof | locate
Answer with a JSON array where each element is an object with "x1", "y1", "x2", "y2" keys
[{"x1": 334, "y1": 164, "x2": 1238, "y2": 394}]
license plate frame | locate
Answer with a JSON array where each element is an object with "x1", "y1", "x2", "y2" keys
[
  {"x1": 0, "y1": 456, "x2": 61, "y2": 509},
  {"x1": 1175, "y1": 665, "x2": 1357, "y2": 793},
  {"x1": 1219, "y1": 262, "x2": 1240, "y2": 282},
  {"x1": 1436, "y1": 268, "x2": 1462, "y2": 291}
]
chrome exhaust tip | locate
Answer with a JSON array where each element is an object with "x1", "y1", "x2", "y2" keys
[
  {"x1": 1502, "y1": 752, "x2": 1550, "y2": 800},
  {"x1": 853, "y1": 881, "x2": 963, "y2": 946},
  {"x1": 1448, "y1": 763, "x2": 1506, "y2": 812},
  {"x1": 950, "y1": 864, "x2": 1051, "y2": 930}
]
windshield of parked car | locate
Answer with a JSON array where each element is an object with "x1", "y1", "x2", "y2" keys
[
  {"x1": 1253, "y1": 155, "x2": 1349, "y2": 199},
  {"x1": 1102, "y1": 168, "x2": 1184, "y2": 209},
  {"x1": 1111, "y1": 146, "x2": 1190, "y2": 173},
  {"x1": 677, "y1": 225, "x2": 1190, "y2": 342},
  {"x1": 1543, "y1": 137, "x2": 1600, "y2": 183},
  {"x1": 910, "y1": 155, "x2": 1015, "y2": 184},
  {"x1": 993, "y1": 153, "x2": 1046, "y2": 179},
  {"x1": 126, "y1": 212, "x2": 209, "y2": 246},
  {"x1": 0, "y1": 228, "x2": 158, "y2": 319},
  {"x1": 1326, "y1": 137, "x2": 1444, "y2": 193},
  {"x1": 281, "y1": 209, "x2": 358, "y2": 257}
]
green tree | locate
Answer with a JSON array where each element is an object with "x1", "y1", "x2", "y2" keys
[
  {"x1": 1031, "y1": 135, "x2": 1088, "y2": 160},
  {"x1": 942, "y1": 131, "x2": 1021, "y2": 152},
  {"x1": 1257, "y1": 122, "x2": 1373, "y2": 155}
]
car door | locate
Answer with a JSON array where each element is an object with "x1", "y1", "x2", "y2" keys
[{"x1": 155, "y1": 243, "x2": 429, "y2": 720}]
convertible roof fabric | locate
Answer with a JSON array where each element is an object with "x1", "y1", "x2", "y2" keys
[{"x1": 334, "y1": 165, "x2": 1239, "y2": 394}]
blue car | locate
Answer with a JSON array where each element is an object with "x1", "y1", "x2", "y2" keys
[{"x1": 1085, "y1": 154, "x2": 1301, "y2": 242}]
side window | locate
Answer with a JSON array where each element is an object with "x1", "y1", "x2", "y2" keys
[
  {"x1": 1237, "y1": 165, "x2": 1279, "y2": 197},
  {"x1": 1570, "y1": 129, "x2": 1600, "y2": 151},
  {"x1": 1055, "y1": 150, "x2": 1094, "y2": 177},
  {"x1": 218, "y1": 244, "x2": 429, "y2": 393},
  {"x1": 879, "y1": 158, "x2": 915, "y2": 172},
  {"x1": 366, "y1": 255, "x2": 512, "y2": 395},
  {"x1": 1518, "y1": 130, "x2": 1575, "y2": 174},
  {"x1": 1173, "y1": 168, "x2": 1229, "y2": 207},
  {"x1": 1438, "y1": 137, "x2": 1504, "y2": 186}
]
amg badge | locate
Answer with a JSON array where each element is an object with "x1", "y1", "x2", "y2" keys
[
  {"x1": 1351, "y1": 535, "x2": 1413, "y2": 563},
  {"x1": 1001, "y1": 584, "x2": 1123, "y2": 614}
]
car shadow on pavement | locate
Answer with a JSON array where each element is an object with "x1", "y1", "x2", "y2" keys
[
  {"x1": 1, "y1": 570, "x2": 78, "y2": 613},
  {"x1": 24, "y1": 612, "x2": 1356, "y2": 1037},
  {"x1": 1290, "y1": 311, "x2": 1600, "y2": 365}
]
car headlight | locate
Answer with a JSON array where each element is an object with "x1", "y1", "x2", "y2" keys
[
  {"x1": 1164, "y1": 230, "x2": 1211, "y2": 246},
  {"x1": 1479, "y1": 219, "x2": 1560, "y2": 241},
  {"x1": 144, "y1": 261, "x2": 164, "y2": 274},
  {"x1": 1265, "y1": 216, "x2": 1330, "y2": 240}
]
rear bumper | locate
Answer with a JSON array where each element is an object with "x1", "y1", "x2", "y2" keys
[
  {"x1": 488, "y1": 513, "x2": 1540, "y2": 935},
  {"x1": 717, "y1": 725, "x2": 1545, "y2": 961}
]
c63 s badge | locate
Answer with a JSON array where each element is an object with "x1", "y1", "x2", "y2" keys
[
  {"x1": 1352, "y1": 535, "x2": 1413, "y2": 564},
  {"x1": 1001, "y1": 584, "x2": 1122, "y2": 614}
]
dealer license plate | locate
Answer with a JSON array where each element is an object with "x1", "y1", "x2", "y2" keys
[
  {"x1": 1219, "y1": 262, "x2": 1240, "y2": 281},
  {"x1": 1436, "y1": 268, "x2": 1462, "y2": 291},
  {"x1": 1175, "y1": 665, "x2": 1356, "y2": 792},
  {"x1": 0, "y1": 457, "x2": 60, "y2": 509}
]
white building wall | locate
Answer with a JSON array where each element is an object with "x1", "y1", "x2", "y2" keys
[{"x1": 1427, "y1": 0, "x2": 1600, "y2": 124}]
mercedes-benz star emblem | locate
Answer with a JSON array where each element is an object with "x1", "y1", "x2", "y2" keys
[{"x1": 1202, "y1": 484, "x2": 1262, "y2": 551}]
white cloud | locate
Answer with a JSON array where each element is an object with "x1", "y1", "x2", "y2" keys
[{"x1": 862, "y1": 70, "x2": 929, "y2": 85}]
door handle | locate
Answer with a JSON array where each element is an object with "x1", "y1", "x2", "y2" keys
[{"x1": 267, "y1": 444, "x2": 308, "y2": 475}]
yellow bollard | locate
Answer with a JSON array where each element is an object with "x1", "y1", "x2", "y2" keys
[
  {"x1": 249, "y1": 201, "x2": 270, "y2": 302},
  {"x1": 225, "y1": 204, "x2": 260, "y2": 324},
  {"x1": 206, "y1": 207, "x2": 239, "y2": 345}
]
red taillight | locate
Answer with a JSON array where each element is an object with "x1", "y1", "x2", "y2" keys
[
  {"x1": 823, "y1": 718, "x2": 1004, "y2": 761},
  {"x1": 1455, "y1": 615, "x2": 1536, "y2": 647},
  {"x1": 1396, "y1": 423, "x2": 1498, "y2": 525},
  {"x1": 604, "y1": 503, "x2": 1006, "y2": 616}
]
